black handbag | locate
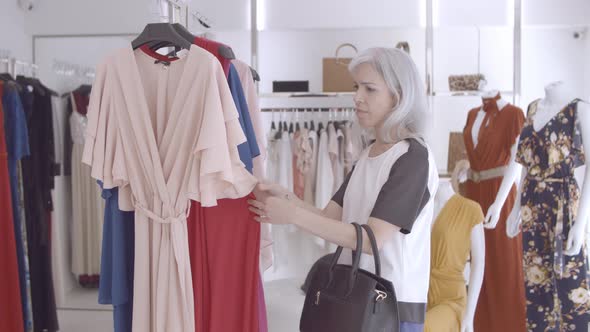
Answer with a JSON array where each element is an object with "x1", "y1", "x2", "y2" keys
[{"x1": 300, "y1": 223, "x2": 400, "y2": 332}]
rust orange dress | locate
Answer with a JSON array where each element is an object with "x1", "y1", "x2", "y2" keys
[{"x1": 463, "y1": 100, "x2": 527, "y2": 332}]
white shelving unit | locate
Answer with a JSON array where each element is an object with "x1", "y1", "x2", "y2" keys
[{"x1": 259, "y1": 93, "x2": 355, "y2": 109}]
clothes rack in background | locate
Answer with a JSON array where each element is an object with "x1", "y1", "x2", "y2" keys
[{"x1": 1, "y1": 62, "x2": 60, "y2": 332}]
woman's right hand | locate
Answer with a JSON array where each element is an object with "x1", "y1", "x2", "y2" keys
[{"x1": 253, "y1": 182, "x2": 291, "y2": 203}]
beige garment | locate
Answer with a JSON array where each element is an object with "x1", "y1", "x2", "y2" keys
[
  {"x1": 328, "y1": 124, "x2": 344, "y2": 191},
  {"x1": 70, "y1": 109, "x2": 104, "y2": 277},
  {"x1": 303, "y1": 130, "x2": 319, "y2": 205},
  {"x1": 83, "y1": 46, "x2": 256, "y2": 332},
  {"x1": 231, "y1": 59, "x2": 273, "y2": 272}
]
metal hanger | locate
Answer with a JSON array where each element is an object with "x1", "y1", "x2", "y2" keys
[
  {"x1": 132, "y1": 23, "x2": 192, "y2": 51},
  {"x1": 149, "y1": 23, "x2": 195, "y2": 51}
]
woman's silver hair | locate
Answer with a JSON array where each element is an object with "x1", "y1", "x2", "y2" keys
[{"x1": 349, "y1": 47, "x2": 429, "y2": 144}]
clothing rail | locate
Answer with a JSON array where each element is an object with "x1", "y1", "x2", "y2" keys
[
  {"x1": 52, "y1": 60, "x2": 95, "y2": 78},
  {"x1": 261, "y1": 107, "x2": 354, "y2": 112},
  {"x1": 0, "y1": 57, "x2": 39, "y2": 78}
]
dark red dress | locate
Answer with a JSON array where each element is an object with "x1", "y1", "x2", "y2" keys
[{"x1": 0, "y1": 82, "x2": 25, "y2": 332}]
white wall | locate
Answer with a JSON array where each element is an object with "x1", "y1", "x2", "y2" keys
[
  {"x1": 263, "y1": 0, "x2": 423, "y2": 29},
  {"x1": 258, "y1": 27, "x2": 426, "y2": 93},
  {"x1": 521, "y1": 27, "x2": 588, "y2": 107},
  {"x1": 0, "y1": 1, "x2": 31, "y2": 62},
  {"x1": 436, "y1": 0, "x2": 513, "y2": 27},
  {"x1": 24, "y1": 0, "x2": 157, "y2": 35},
  {"x1": 524, "y1": 0, "x2": 590, "y2": 26}
]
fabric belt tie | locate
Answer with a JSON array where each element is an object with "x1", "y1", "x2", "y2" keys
[
  {"x1": 134, "y1": 201, "x2": 191, "y2": 224},
  {"x1": 467, "y1": 165, "x2": 508, "y2": 183},
  {"x1": 525, "y1": 174, "x2": 576, "y2": 277},
  {"x1": 133, "y1": 200, "x2": 193, "y2": 325}
]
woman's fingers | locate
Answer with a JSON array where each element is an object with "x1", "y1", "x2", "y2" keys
[
  {"x1": 248, "y1": 199, "x2": 265, "y2": 209},
  {"x1": 248, "y1": 206, "x2": 265, "y2": 217}
]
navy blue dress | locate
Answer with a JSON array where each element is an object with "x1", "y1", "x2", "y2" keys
[{"x1": 2, "y1": 85, "x2": 32, "y2": 331}]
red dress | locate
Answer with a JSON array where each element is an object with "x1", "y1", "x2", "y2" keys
[
  {"x1": 188, "y1": 194, "x2": 261, "y2": 332},
  {"x1": 0, "y1": 82, "x2": 25, "y2": 332}
]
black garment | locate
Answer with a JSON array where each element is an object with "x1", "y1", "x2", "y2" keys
[{"x1": 17, "y1": 77, "x2": 59, "y2": 332}]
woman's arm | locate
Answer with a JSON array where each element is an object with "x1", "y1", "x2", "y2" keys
[
  {"x1": 462, "y1": 223, "x2": 485, "y2": 332},
  {"x1": 293, "y1": 204, "x2": 400, "y2": 254},
  {"x1": 254, "y1": 183, "x2": 343, "y2": 220},
  {"x1": 249, "y1": 195, "x2": 399, "y2": 255}
]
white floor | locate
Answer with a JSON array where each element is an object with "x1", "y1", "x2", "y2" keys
[{"x1": 57, "y1": 279, "x2": 306, "y2": 332}]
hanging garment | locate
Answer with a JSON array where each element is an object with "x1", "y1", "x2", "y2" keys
[
  {"x1": 232, "y1": 59, "x2": 267, "y2": 179},
  {"x1": 342, "y1": 122, "x2": 355, "y2": 174},
  {"x1": 303, "y1": 129, "x2": 319, "y2": 205},
  {"x1": 230, "y1": 58, "x2": 271, "y2": 332},
  {"x1": 462, "y1": 101, "x2": 526, "y2": 332},
  {"x1": 227, "y1": 64, "x2": 260, "y2": 173},
  {"x1": 98, "y1": 184, "x2": 135, "y2": 332},
  {"x1": 17, "y1": 76, "x2": 59, "y2": 332},
  {"x1": 0, "y1": 81, "x2": 26, "y2": 332},
  {"x1": 70, "y1": 103, "x2": 105, "y2": 284},
  {"x1": 193, "y1": 37, "x2": 233, "y2": 77},
  {"x1": 83, "y1": 46, "x2": 257, "y2": 332},
  {"x1": 424, "y1": 194, "x2": 483, "y2": 332},
  {"x1": 515, "y1": 99, "x2": 590, "y2": 331},
  {"x1": 2, "y1": 82, "x2": 33, "y2": 331},
  {"x1": 189, "y1": 196, "x2": 261, "y2": 332},
  {"x1": 315, "y1": 128, "x2": 334, "y2": 209},
  {"x1": 328, "y1": 123, "x2": 344, "y2": 192},
  {"x1": 278, "y1": 131, "x2": 294, "y2": 192},
  {"x1": 187, "y1": 63, "x2": 264, "y2": 332},
  {"x1": 266, "y1": 128, "x2": 280, "y2": 183},
  {"x1": 294, "y1": 128, "x2": 312, "y2": 199}
]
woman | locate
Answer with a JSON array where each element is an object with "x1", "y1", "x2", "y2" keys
[{"x1": 249, "y1": 47, "x2": 438, "y2": 332}]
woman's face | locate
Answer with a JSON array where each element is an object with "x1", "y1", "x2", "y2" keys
[{"x1": 351, "y1": 63, "x2": 397, "y2": 129}]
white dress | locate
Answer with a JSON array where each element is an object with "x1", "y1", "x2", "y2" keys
[
  {"x1": 70, "y1": 103, "x2": 105, "y2": 278},
  {"x1": 315, "y1": 128, "x2": 334, "y2": 209}
]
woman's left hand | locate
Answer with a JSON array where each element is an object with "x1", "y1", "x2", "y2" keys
[{"x1": 248, "y1": 196, "x2": 296, "y2": 225}]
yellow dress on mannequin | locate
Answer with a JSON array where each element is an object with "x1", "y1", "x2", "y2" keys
[{"x1": 424, "y1": 194, "x2": 483, "y2": 332}]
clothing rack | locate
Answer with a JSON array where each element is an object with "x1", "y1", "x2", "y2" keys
[
  {"x1": 261, "y1": 107, "x2": 354, "y2": 112},
  {"x1": 0, "y1": 57, "x2": 39, "y2": 78},
  {"x1": 52, "y1": 60, "x2": 95, "y2": 79}
]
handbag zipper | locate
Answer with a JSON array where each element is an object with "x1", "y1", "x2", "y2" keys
[{"x1": 315, "y1": 290, "x2": 321, "y2": 305}]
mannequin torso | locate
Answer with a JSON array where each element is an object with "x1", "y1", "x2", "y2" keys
[
  {"x1": 486, "y1": 81, "x2": 590, "y2": 255},
  {"x1": 531, "y1": 81, "x2": 577, "y2": 132},
  {"x1": 430, "y1": 181, "x2": 485, "y2": 332}
]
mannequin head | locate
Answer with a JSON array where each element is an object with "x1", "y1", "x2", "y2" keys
[{"x1": 349, "y1": 48, "x2": 428, "y2": 144}]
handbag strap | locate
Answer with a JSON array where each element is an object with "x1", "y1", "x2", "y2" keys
[
  {"x1": 361, "y1": 224, "x2": 381, "y2": 277},
  {"x1": 327, "y1": 223, "x2": 363, "y2": 291}
]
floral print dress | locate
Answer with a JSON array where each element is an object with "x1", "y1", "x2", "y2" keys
[{"x1": 516, "y1": 99, "x2": 590, "y2": 331}]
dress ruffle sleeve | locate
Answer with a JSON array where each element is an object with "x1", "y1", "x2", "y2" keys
[
  {"x1": 186, "y1": 61, "x2": 257, "y2": 207},
  {"x1": 82, "y1": 55, "x2": 128, "y2": 190}
]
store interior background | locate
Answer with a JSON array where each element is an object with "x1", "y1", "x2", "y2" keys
[{"x1": 2, "y1": 0, "x2": 590, "y2": 331}]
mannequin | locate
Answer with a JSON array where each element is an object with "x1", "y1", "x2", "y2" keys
[
  {"x1": 460, "y1": 90, "x2": 527, "y2": 332},
  {"x1": 471, "y1": 90, "x2": 510, "y2": 148},
  {"x1": 485, "y1": 81, "x2": 589, "y2": 252},
  {"x1": 486, "y1": 81, "x2": 590, "y2": 330},
  {"x1": 425, "y1": 177, "x2": 485, "y2": 332}
]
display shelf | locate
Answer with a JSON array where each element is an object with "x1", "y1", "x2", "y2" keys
[
  {"x1": 260, "y1": 93, "x2": 355, "y2": 110},
  {"x1": 432, "y1": 90, "x2": 514, "y2": 97}
]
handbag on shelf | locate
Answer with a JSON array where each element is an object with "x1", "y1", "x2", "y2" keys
[
  {"x1": 322, "y1": 43, "x2": 358, "y2": 93},
  {"x1": 448, "y1": 74, "x2": 486, "y2": 92},
  {"x1": 300, "y1": 223, "x2": 400, "y2": 332}
]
